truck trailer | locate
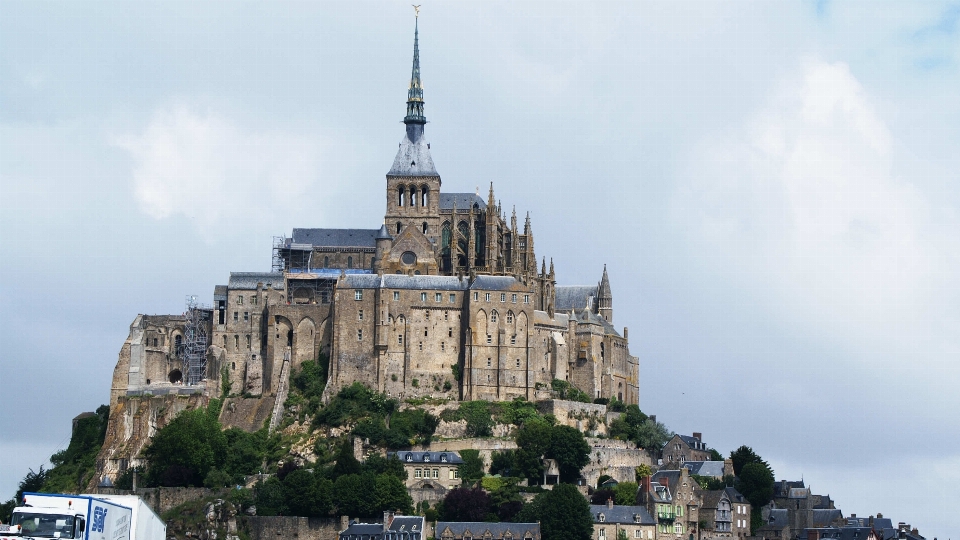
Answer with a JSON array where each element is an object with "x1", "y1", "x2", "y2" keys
[{"x1": 0, "y1": 493, "x2": 164, "y2": 540}]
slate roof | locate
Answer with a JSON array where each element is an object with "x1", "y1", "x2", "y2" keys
[
  {"x1": 342, "y1": 274, "x2": 469, "y2": 290},
  {"x1": 435, "y1": 522, "x2": 540, "y2": 539},
  {"x1": 291, "y1": 228, "x2": 380, "y2": 248},
  {"x1": 555, "y1": 285, "x2": 597, "y2": 312},
  {"x1": 339, "y1": 516, "x2": 425, "y2": 540},
  {"x1": 724, "y1": 487, "x2": 748, "y2": 504},
  {"x1": 589, "y1": 504, "x2": 655, "y2": 525},
  {"x1": 700, "y1": 490, "x2": 728, "y2": 510},
  {"x1": 682, "y1": 461, "x2": 725, "y2": 478},
  {"x1": 388, "y1": 131, "x2": 439, "y2": 176},
  {"x1": 801, "y1": 527, "x2": 874, "y2": 540},
  {"x1": 764, "y1": 509, "x2": 789, "y2": 529},
  {"x1": 773, "y1": 480, "x2": 805, "y2": 498},
  {"x1": 533, "y1": 310, "x2": 570, "y2": 327},
  {"x1": 439, "y1": 193, "x2": 487, "y2": 212},
  {"x1": 390, "y1": 451, "x2": 465, "y2": 465},
  {"x1": 470, "y1": 275, "x2": 525, "y2": 291},
  {"x1": 213, "y1": 285, "x2": 228, "y2": 299},
  {"x1": 813, "y1": 509, "x2": 844, "y2": 528},
  {"x1": 228, "y1": 272, "x2": 285, "y2": 290}
]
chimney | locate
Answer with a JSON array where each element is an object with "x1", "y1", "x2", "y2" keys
[
  {"x1": 693, "y1": 432, "x2": 702, "y2": 442},
  {"x1": 641, "y1": 476, "x2": 651, "y2": 494},
  {"x1": 659, "y1": 477, "x2": 669, "y2": 487},
  {"x1": 340, "y1": 516, "x2": 350, "y2": 532},
  {"x1": 607, "y1": 498, "x2": 614, "y2": 509},
  {"x1": 383, "y1": 511, "x2": 394, "y2": 532},
  {"x1": 649, "y1": 415, "x2": 656, "y2": 423}
]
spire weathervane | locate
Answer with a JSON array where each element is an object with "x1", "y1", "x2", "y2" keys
[{"x1": 403, "y1": 7, "x2": 426, "y2": 133}]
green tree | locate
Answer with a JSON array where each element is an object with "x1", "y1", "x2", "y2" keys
[
  {"x1": 537, "y1": 484, "x2": 593, "y2": 540},
  {"x1": 458, "y1": 449, "x2": 485, "y2": 485},
  {"x1": 729, "y1": 446, "x2": 765, "y2": 476},
  {"x1": 331, "y1": 439, "x2": 362, "y2": 478},
  {"x1": 254, "y1": 476, "x2": 288, "y2": 516},
  {"x1": 283, "y1": 469, "x2": 332, "y2": 517},
  {"x1": 547, "y1": 425, "x2": 590, "y2": 484},
  {"x1": 333, "y1": 472, "x2": 378, "y2": 517},
  {"x1": 613, "y1": 481, "x2": 638, "y2": 505},
  {"x1": 143, "y1": 407, "x2": 227, "y2": 487},
  {"x1": 374, "y1": 474, "x2": 413, "y2": 514},
  {"x1": 16, "y1": 467, "x2": 48, "y2": 502},
  {"x1": 635, "y1": 464, "x2": 652, "y2": 482},
  {"x1": 736, "y1": 462, "x2": 774, "y2": 508},
  {"x1": 364, "y1": 454, "x2": 406, "y2": 481},
  {"x1": 459, "y1": 401, "x2": 495, "y2": 437},
  {"x1": 514, "y1": 420, "x2": 553, "y2": 483},
  {"x1": 489, "y1": 450, "x2": 515, "y2": 477},
  {"x1": 617, "y1": 530, "x2": 629, "y2": 540}
]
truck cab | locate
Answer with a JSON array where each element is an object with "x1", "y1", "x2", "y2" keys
[{"x1": 1, "y1": 505, "x2": 86, "y2": 540}]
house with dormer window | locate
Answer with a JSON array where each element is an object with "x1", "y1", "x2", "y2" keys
[{"x1": 590, "y1": 499, "x2": 656, "y2": 540}]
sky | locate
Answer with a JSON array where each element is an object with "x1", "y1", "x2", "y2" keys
[{"x1": 1, "y1": 0, "x2": 958, "y2": 537}]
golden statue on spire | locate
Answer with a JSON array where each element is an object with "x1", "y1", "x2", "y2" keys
[{"x1": 413, "y1": 5, "x2": 421, "y2": 18}]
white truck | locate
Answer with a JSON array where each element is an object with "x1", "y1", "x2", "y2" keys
[{"x1": 0, "y1": 493, "x2": 164, "y2": 540}]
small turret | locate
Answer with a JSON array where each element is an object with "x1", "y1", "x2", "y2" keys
[{"x1": 598, "y1": 264, "x2": 613, "y2": 323}]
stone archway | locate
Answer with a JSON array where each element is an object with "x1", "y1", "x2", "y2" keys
[{"x1": 294, "y1": 317, "x2": 316, "y2": 371}]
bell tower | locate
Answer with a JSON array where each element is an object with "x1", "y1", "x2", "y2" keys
[{"x1": 384, "y1": 14, "x2": 442, "y2": 250}]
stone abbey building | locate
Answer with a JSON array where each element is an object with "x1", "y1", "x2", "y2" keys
[{"x1": 108, "y1": 20, "x2": 639, "y2": 421}]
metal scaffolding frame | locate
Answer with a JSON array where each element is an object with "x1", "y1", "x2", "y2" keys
[
  {"x1": 272, "y1": 236, "x2": 286, "y2": 273},
  {"x1": 183, "y1": 295, "x2": 211, "y2": 386}
]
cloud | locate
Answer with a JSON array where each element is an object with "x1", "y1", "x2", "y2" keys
[
  {"x1": 114, "y1": 104, "x2": 326, "y2": 241},
  {"x1": 672, "y1": 59, "x2": 958, "y2": 366}
]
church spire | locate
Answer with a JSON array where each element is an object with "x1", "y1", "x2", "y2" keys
[{"x1": 404, "y1": 15, "x2": 426, "y2": 129}]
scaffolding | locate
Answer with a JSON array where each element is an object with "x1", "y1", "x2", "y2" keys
[
  {"x1": 272, "y1": 236, "x2": 287, "y2": 273},
  {"x1": 183, "y1": 295, "x2": 212, "y2": 386}
]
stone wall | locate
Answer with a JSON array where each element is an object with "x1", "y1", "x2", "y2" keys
[
  {"x1": 89, "y1": 393, "x2": 209, "y2": 491},
  {"x1": 244, "y1": 516, "x2": 344, "y2": 540},
  {"x1": 414, "y1": 437, "x2": 518, "y2": 470},
  {"x1": 537, "y1": 399, "x2": 610, "y2": 436}
]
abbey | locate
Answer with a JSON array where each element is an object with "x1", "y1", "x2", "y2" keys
[{"x1": 112, "y1": 20, "x2": 638, "y2": 415}]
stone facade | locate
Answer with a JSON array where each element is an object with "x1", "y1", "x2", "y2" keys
[
  {"x1": 660, "y1": 434, "x2": 712, "y2": 465},
  {"x1": 591, "y1": 500, "x2": 656, "y2": 540},
  {"x1": 92, "y1": 20, "x2": 642, "y2": 485}
]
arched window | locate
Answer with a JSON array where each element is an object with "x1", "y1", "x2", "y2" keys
[
  {"x1": 397, "y1": 222, "x2": 403, "y2": 234},
  {"x1": 422, "y1": 222, "x2": 428, "y2": 234},
  {"x1": 421, "y1": 185, "x2": 429, "y2": 207},
  {"x1": 490, "y1": 310, "x2": 498, "y2": 323},
  {"x1": 347, "y1": 256, "x2": 353, "y2": 268},
  {"x1": 398, "y1": 185, "x2": 406, "y2": 206},
  {"x1": 506, "y1": 311, "x2": 514, "y2": 324},
  {"x1": 174, "y1": 334, "x2": 183, "y2": 354},
  {"x1": 409, "y1": 185, "x2": 417, "y2": 207}
]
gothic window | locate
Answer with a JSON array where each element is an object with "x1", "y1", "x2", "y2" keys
[
  {"x1": 490, "y1": 311, "x2": 498, "y2": 323},
  {"x1": 506, "y1": 311, "x2": 514, "y2": 324},
  {"x1": 398, "y1": 185, "x2": 406, "y2": 206},
  {"x1": 421, "y1": 186, "x2": 429, "y2": 207}
]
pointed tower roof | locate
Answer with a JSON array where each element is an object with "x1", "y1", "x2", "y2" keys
[
  {"x1": 404, "y1": 16, "x2": 426, "y2": 126},
  {"x1": 389, "y1": 14, "x2": 439, "y2": 177},
  {"x1": 599, "y1": 264, "x2": 612, "y2": 297},
  {"x1": 376, "y1": 223, "x2": 393, "y2": 240}
]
